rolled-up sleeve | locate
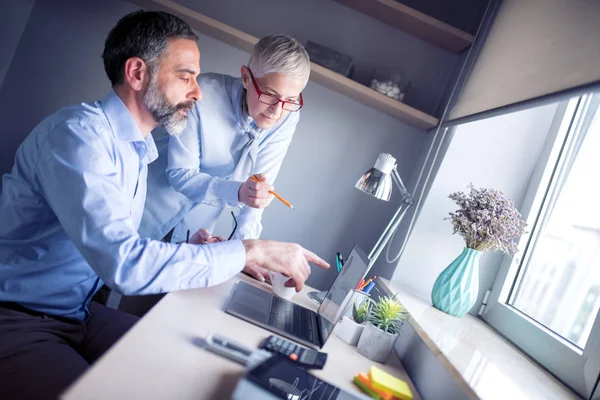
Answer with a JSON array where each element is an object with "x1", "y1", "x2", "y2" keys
[
  {"x1": 233, "y1": 113, "x2": 299, "y2": 240},
  {"x1": 166, "y1": 106, "x2": 241, "y2": 208},
  {"x1": 36, "y1": 120, "x2": 245, "y2": 295}
]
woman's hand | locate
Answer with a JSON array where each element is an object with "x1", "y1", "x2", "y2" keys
[
  {"x1": 238, "y1": 173, "x2": 274, "y2": 209},
  {"x1": 188, "y1": 228, "x2": 226, "y2": 244}
]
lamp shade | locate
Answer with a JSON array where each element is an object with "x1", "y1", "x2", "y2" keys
[{"x1": 355, "y1": 153, "x2": 396, "y2": 201}]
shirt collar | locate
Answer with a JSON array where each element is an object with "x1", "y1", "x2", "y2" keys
[
  {"x1": 101, "y1": 89, "x2": 146, "y2": 143},
  {"x1": 100, "y1": 89, "x2": 158, "y2": 164},
  {"x1": 140, "y1": 135, "x2": 158, "y2": 164}
]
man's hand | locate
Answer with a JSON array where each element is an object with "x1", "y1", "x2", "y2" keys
[
  {"x1": 242, "y1": 264, "x2": 271, "y2": 283},
  {"x1": 242, "y1": 240, "x2": 330, "y2": 292},
  {"x1": 188, "y1": 228, "x2": 226, "y2": 245},
  {"x1": 238, "y1": 173, "x2": 274, "y2": 209}
]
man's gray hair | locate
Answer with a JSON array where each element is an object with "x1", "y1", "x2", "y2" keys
[{"x1": 248, "y1": 34, "x2": 311, "y2": 84}]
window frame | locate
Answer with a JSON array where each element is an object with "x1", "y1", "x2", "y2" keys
[{"x1": 478, "y1": 94, "x2": 600, "y2": 398}]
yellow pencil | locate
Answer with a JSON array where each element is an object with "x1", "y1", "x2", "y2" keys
[{"x1": 250, "y1": 175, "x2": 295, "y2": 210}]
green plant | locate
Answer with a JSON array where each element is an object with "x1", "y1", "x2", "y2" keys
[
  {"x1": 368, "y1": 296, "x2": 408, "y2": 335},
  {"x1": 352, "y1": 299, "x2": 372, "y2": 324}
]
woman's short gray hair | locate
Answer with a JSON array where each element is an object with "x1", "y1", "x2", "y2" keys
[{"x1": 248, "y1": 34, "x2": 311, "y2": 84}]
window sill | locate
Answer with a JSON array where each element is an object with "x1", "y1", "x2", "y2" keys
[{"x1": 380, "y1": 279, "x2": 579, "y2": 399}]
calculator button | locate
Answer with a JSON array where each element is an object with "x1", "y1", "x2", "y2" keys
[{"x1": 302, "y1": 352, "x2": 317, "y2": 363}]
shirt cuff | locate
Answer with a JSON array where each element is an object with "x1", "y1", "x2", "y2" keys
[
  {"x1": 219, "y1": 179, "x2": 244, "y2": 207},
  {"x1": 206, "y1": 239, "x2": 246, "y2": 284}
]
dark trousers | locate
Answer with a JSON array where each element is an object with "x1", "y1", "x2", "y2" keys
[{"x1": 0, "y1": 302, "x2": 138, "y2": 400}]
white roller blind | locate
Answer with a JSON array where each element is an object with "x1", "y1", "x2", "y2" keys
[{"x1": 450, "y1": 0, "x2": 600, "y2": 120}]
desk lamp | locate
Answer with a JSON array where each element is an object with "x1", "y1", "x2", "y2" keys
[
  {"x1": 356, "y1": 153, "x2": 413, "y2": 272},
  {"x1": 309, "y1": 153, "x2": 413, "y2": 303}
]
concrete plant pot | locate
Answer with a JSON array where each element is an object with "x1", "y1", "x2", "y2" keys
[
  {"x1": 356, "y1": 323, "x2": 398, "y2": 362},
  {"x1": 336, "y1": 316, "x2": 365, "y2": 346}
]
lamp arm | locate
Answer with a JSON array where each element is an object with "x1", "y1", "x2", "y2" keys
[
  {"x1": 391, "y1": 168, "x2": 411, "y2": 203},
  {"x1": 366, "y1": 167, "x2": 413, "y2": 271}
]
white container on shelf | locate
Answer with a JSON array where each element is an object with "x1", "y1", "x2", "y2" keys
[{"x1": 369, "y1": 68, "x2": 411, "y2": 102}]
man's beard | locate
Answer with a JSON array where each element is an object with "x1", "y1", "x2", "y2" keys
[{"x1": 143, "y1": 75, "x2": 195, "y2": 136}]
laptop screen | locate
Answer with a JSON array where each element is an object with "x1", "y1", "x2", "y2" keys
[{"x1": 316, "y1": 246, "x2": 370, "y2": 343}]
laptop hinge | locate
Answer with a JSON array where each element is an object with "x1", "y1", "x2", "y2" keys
[{"x1": 314, "y1": 315, "x2": 324, "y2": 347}]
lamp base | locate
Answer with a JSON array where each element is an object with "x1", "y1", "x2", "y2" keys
[{"x1": 308, "y1": 290, "x2": 326, "y2": 304}]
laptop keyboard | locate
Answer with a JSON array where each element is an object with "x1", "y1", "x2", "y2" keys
[{"x1": 268, "y1": 296, "x2": 314, "y2": 341}]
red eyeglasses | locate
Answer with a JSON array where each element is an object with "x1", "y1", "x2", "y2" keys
[{"x1": 247, "y1": 69, "x2": 304, "y2": 112}]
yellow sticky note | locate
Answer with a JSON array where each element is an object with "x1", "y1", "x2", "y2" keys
[{"x1": 369, "y1": 366, "x2": 413, "y2": 400}]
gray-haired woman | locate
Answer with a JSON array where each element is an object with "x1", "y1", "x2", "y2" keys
[{"x1": 141, "y1": 34, "x2": 310, "y2": 282}]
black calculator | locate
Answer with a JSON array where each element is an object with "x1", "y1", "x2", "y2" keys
[{"x1": 259, "y1": 335, "x2": 328, "y2": 370}]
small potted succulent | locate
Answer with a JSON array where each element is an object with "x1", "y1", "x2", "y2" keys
[
  {"x1": 336, "y1": 298, "x2": 371, "y2": 346},
  {"x1": 357, "y1": 296, "x2": 408, "y2": 362}
]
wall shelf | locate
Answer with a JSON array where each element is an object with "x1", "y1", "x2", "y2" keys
[
  {"x1": 130, "y1": 0, "x2": 439, "y2": 130},
  {"x1": 334, "y1": 0, "x2": 475, "y2": 54}
]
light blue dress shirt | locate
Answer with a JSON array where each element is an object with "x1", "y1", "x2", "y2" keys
[
  {"x1": 0, "y1": 90, "x2": 246, "y2": 321},
  {"x1": 140, "y1": 73, "x2": 299, "y2": 243}
]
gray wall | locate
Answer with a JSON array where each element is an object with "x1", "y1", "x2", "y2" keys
[
  {"x1": 0, "y1": 0, "x2": 429, "y2": 290},
  {"x1": 0, "y1": 0, "x2": 35, "y2": 91},
  {"x1": 391, "y1": 101, "x2": 561, "y2": 312},
  {"x1": 0, "y1": 0, "x2": 139, "y2": 176},
  {"x1": 173, "y1": 0, "x2": 460, "y2": 117}
]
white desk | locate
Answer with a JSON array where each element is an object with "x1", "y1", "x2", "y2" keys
[{"x1": 62, "y1": 274, "x2": 421, "y2": 399}]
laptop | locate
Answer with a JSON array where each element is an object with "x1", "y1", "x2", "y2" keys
[{"x1": 224, "y1": 246, "x2": 370, "y2": 349}]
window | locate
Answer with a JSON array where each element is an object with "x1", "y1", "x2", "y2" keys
[
  {"x1": 509, "y1": 95, "x2": 600, "y2": 350},
  {"x1": 473, "y1": 93, "x2": 600, "y2": 398}
]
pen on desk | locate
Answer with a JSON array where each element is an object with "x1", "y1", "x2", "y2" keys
[
  {"x1": 186, "y1": 230, "x2": 190, "y2": 244},
  {"x1": 250, "y1": 175, "x2": 295, "y2": 210}
]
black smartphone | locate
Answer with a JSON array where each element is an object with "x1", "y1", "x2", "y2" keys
[{"x1": 245, "y1": 354, "x2": 366, "y2": 399}]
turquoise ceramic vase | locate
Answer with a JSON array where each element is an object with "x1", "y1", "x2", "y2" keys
[{"x1": 431, "y1": 247, "x2": 482, "y2": 317}]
